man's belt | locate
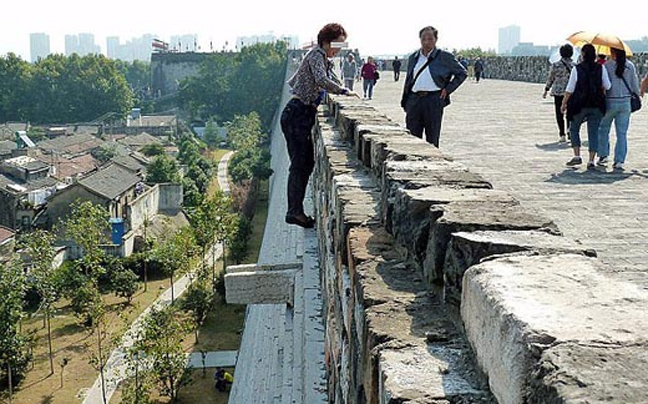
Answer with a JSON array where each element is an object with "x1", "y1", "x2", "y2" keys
[{"x1": 413, "y1": 90, "x2": 441, "y2": 96}]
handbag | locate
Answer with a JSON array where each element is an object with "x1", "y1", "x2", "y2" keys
[
  {"x1": 620, "y1": 75, "x2": 642, "y2": 113},
  {"x1": 373, "y1": 70, "x2": 380, "y2": 81}
]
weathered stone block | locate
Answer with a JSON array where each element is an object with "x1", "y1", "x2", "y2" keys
[
  {"x1": 461, "y1": 254, "x2": 648, "y2": 404},
  {"x1": 528, "y1": 342, "x2": 648, "y2": 404},
  {"x1": 379, "y1": 346, "x2": 493, "y2": 404},
  {"x1": 386, "y1": 186, "x2": 517, "y2": 267},
  {"x1": 444, "y1": 230, "x2": 596, "y2": 305},
  {"x1": 424, "y1": 201, "x2": 559, "y2": 285},
  {"x1": 370, "y1": 136, "x2": 449, "y2": 181},
  {"x1": 224, "y1": 269, "x2": 295, "y2": 305},
  {"x1": 353, "y1": 123, "x2": 407, "y2": 159},
  {"x1": 334, "y1": 188, "x2": 381, "y2": 266},
  {"x1": 336, "y1": 109, "x2": 393, "y2": 142}
]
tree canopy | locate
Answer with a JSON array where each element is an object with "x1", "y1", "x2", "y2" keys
[{"x1": 0, "y1": 53, "x2": 134, "y2": 124}]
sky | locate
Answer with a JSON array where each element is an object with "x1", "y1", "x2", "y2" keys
[{"x1": 2, "y1": 0, "x2": 647, "y2": 60}]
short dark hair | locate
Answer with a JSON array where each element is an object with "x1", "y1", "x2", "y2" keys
[
  {"x1": 419, "y1": 26, "x2": 438, "y2": 39},
  {"x1": 559, "y1": 44, "x2": 573, "y2": 58},
  {"x1": 317, "y1": 23, "x2": 347, "y2": 47}
]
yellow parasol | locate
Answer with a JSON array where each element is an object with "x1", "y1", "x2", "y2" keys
[{"x1": 566, "y1": 31, "x2": 633, "y2": 56}]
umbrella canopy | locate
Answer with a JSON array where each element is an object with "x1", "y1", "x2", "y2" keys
[{"x1": 566, "y1": 31, "x2": 633, "y2": 56}]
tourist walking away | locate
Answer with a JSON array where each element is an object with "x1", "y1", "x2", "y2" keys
[
  {"x1": 474, "y1": 57, "x2": 484, "y2": 82},
  {"x1": 400, "y1": 25, "x2": 467, "y2": 147},
  {"x1": 393, "y1": 56, "x2": 402, "y2": 81},
  {"x1": 640, "y1": 71, "x2": 648, "y2": 97},
  {"x1": 342, "y1": 53, "x2": 358, "y2": 91},
  {"x1": 561, "y1": 44, "x2": 611, "y2": 169},
  {"x1": 597, "y1": 54, "x2": 607, "y2": 65},
  {"x1": 597, "y1": 47, "x2": 640, "y2": 170},
  {"x1": 281, "y1": 23, "x2": 357, "y2": 229},
  {"x1": 544, "y1": 44, "x2": 575, "y2": 142},
  {"x1": 361, "y1": 56, "x2": 378, "y2": 99},
  {"x1": 214, "y1": 368, "x2": 234, "y2": 392}
]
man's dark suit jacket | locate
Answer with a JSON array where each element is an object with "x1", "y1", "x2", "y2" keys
[{"x1": 400, "y1": 48, "x2": 468, "y2": 109}]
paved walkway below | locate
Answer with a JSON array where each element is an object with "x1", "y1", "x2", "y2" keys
[
  {"x1": 187, "y1": 350, "x2": 238, "y2": 368},
  {"x1": 366, "y1": 73, "x2": 648, "y2": 286}
]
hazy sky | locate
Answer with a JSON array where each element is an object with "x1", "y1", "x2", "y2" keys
[{"x1": 3, "y1": 0, "x2": 647, "y2": 60}]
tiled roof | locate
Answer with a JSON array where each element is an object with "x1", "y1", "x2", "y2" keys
[
  {"x1": 130, "y1": 115, "x2": 176, "y2": 127},
  {"x1": 46, "y1": 153, "x2": 101, "y2": 179},
  {"x1": 0, "y1": 173, "x2": 58, "y2": 192},
  {"x1": 78, "y1": 164, "x2": 142, "y2": 200},
  {"x1": 0, "y1": 226, "x2": 15, "y2": 244},
  {"x1": 37, "y1": 134, "x2": 104, "y2": 155},
  {"x1": 117, "y1": 132, "x2": 163, "y2": 149}
]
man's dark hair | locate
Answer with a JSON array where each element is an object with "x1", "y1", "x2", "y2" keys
[
  {"x1": 419, "y1": 26, "x2": 438, "y2": 39},
  {"x1": 559, "y1": 44, "x2": 573, "y2": 58},
  {"x1": 317, "y1": 23, "x2": 347, "y2": 47}
]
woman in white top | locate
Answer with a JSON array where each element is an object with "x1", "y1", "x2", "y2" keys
[
  {"x1": 597, "y1": 47, "x2": 640, "y2": 170},
  {"x1": 561, "y1": 44, "x2": 611, "y2": 169}
]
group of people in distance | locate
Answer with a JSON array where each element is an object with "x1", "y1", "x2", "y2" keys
[{"x1": 545, "y1": 42, "x2": 647, "y2": 170}]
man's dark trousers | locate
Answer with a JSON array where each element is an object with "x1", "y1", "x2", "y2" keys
[
  {"x1": 405, "y1": 91, "x2": 444, "y2": 147},
  {"x1": 280, "y1": 98, "x2": 317, "y2": 216}
]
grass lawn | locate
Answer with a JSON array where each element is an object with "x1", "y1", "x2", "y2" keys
[{"x1": 8, "y1": 274, "x2": 173, "y2": 404}]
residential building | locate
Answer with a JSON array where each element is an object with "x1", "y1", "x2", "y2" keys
[
  {"x1": 0, "y1": 226, "x2": 15, "y2": 260},
  {"x1": 30, "y1": 33, "x2": 50, "y2": 62},
  {"x1": 37, "y1": 133, "x2": 105, "y2": 158},
  {"x1": 44, "y1": 163, "x2": 144, "y2": 226},
  {"x1": 0, "y1": 156, "x2": 59, "y2": 230},
  {"x1": 498, "y1": 25, "x2": 521, "y2": 55},
  {"x1": 170, "y1": 34, "x2": 198, "y2": 52},
  {"x1": 65, "y1": 33, "x2": 101, "y2": 56}
]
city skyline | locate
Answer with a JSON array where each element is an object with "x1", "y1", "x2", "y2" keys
[{"x1": 3, "y1": 0, "x2": 647, "y2": 61}]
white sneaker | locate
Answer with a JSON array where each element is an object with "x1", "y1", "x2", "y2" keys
[
  {"x1": 596, "y1": 156, "x2": 608, "y2": 167},
  {"x1": 559, "y1": 135, "x2": 567, "y2": 143},
  {"x1": 612, "y1": 162, "x2": 624, "y2": 170}
]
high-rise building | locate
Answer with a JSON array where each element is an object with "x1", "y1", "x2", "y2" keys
[
  {"x1": 30, "y1": 33, "x2": 50, "y2": 62},
  {"x1": 65, "y1": 33, "x2": 101, "y2": 56},
  {"x1": 65, "y1": 34, "x2": 79, "y2": 56},
  {"x1": 498, "y1": 25, "x2": 521, "y2": 55},
  {"x1": 107, "y1": 36, "x2": 121, "y2": 59}
]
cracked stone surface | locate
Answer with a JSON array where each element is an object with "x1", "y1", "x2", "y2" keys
[{"x1": 462, "y1": 254, "x2": 648, "y2": 404}]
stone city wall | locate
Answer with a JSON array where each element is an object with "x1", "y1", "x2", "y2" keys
[
  {"x1": 311, "y1": 92, "x2": 648, "y2": 403},
  {"x1": 480, "y1": 53, "x2": 648, "y2": 83}
]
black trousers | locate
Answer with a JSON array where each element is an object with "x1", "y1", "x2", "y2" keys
[
  {"x1": 280, "y1": 98, "x2": 317, "y2": 216},
  {"x1": 475, "y1": 71, "x2": 482, "y2": 82},
  {"x1": 553, "y1": 95, "x2": 567, "y2": 136},
  {"x1": 394, "y1": 70, "x2": 400, "y2": 81},
  {"x1": 405, "y1": 91, "x2": 445, "y2": 147}
]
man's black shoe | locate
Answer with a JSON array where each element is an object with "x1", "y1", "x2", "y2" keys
[{"x1": 285, "y1": 214, "x2": 315, "y2": 229}]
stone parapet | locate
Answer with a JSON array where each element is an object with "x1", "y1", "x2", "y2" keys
[
  {"x1": 313, "y1": 90, "x2": 648, "y2": 403},
  {"x1": 481, "y1": 53, "x2": 648, "y2": 83}
]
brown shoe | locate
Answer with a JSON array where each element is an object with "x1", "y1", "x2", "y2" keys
[{"x1": 285, "y1": 214, "x2": 315, "y2": 229}]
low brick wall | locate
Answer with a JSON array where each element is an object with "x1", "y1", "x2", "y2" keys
[{"x1": 312, "y1": 93, "x2": 648, "y2": 403}]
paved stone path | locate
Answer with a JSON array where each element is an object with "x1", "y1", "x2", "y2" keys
[
  {"x1": 81, "y1": 151, "x2": 233, "y2": 404},
  {"x1": 366, "y1": 73, "x2": 648, "y2": 285},
  {"x1": 186, "y1": 350, "x2": 238, "y2": 368}
]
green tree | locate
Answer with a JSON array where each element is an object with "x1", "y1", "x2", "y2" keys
[
  {"x1": 0, "y1": 53, "x2": 32, "y2": 122},
  {"x1": 154, "y1": 227, "x2": 197, "y2": 304},
  {"x1": 202, "y1": 117, "x2": 223, "y2": 148},
  {"x1": 181, "y1": 283, "x2": 212, "y2": 343},
  {"x1": 228, "y1": 216, "x2": 252, "y2": 265},
  {"x1": 62, "y1": 201, "x2": 110, "y2": 279},
  {"x1": 146, "y1": 155, "x2": 180, "y2": 184},
  {"x1": 22, "y1": 229, "x2": 58, "y2": 375},
  {"x1": 136, "y1": 307, "x2": 192, "y2": 401},
  {"x1": 140, "y1": 143, "x2": 166, "y2": 157},
  {"x1": 225, "y1": 112, "x2": 266, "y2": 151},
  {"x1": 0, "y1": 256, "x2": 30, "y2": 401},
  {"x1": 111, "y1": 267, "x2": 139, "y2": 304},
  {"x1": 30, "y1": 54, "x2": 134, "y2": 123}
]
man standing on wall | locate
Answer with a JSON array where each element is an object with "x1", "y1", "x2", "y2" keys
[{"x1": 400, "y1": 26, "x2": 467, "y2": 147}]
